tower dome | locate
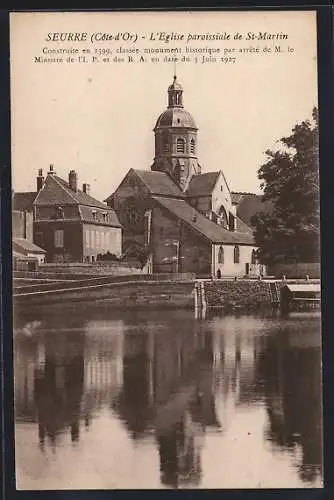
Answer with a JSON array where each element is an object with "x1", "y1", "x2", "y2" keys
[
  {"x1": 151, "y1": 75, "x2": 201, "y2": 191},
  {"x1": 154, "y1": 108, "x2": 197, "y2": 130}
]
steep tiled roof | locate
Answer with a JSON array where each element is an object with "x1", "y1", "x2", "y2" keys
[
  {"x1": 133, "y1": 170, "x2": 184, "y2": 198},
  {"x1": 152, "y1": 196, "x2": 255, "y2": 245},
  {"x1": 232, "y1": 193, "x2": 274, "y2": 227},
  {"x1": 34, "y1": 174, "x2": 112, "y2": 210},
  {"x1": 13, "y1": 238, "x2": 46, "y2": 254},
  {"x1": 231, "y1": 192, "x2": 244, "y2": 205},
  {"x1": 12, "y1": 192, "x2": 37, "y2": 212},
  {"x1": 236, "y1": 216, "x2": 253, "y2": 235},
  {"x1": 186, "y1": 172, "x2": 220, "y2": 196},
  {"x1": 54, "y1": 176, "x2": 111, "y2": 209}
]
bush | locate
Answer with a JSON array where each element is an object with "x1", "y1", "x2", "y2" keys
[{"x1": 96, "y1": 251, "x2": 120, "y2": 262}]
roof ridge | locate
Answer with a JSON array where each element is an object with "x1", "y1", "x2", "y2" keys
[
  {"x1": 14, "y1": 191, "x2": 37, "y2": 195},
  {"x1": 232, "y1": 191, "x2": 259, "y2": 196}
]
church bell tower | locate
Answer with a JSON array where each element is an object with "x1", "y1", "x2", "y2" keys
[{"x1": 151, "y1": 75, "x2": 201, "y2": 191}]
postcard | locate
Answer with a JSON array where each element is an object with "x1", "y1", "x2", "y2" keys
[{"x1": 10, "y1": 10, "x2": 322, "y2": 490}]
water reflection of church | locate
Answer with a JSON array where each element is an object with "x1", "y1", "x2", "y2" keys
[{"x1": 14, "y1": 314, "x2": 322, "y2": 487}]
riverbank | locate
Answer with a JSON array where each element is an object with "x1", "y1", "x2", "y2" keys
[
  {"x1": 13, "y1": 272, "x2": 320, "y2": 313},
  {"x1": 13, "y1": 279, "x2": 196, "y2": 309}
]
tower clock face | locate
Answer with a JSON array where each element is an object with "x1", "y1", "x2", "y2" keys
[{"x1": 121, "y1": 198, "x2": 145, "y2": 233}]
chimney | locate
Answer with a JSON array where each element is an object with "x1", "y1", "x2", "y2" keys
[
  {"x1": 37, "y1": 168, "x2": 44, "y2": 191},
  {"x1": 68, "y1": 170, "x2": 78, "y2": 192},
  {"x1": 82, "y1": 183, "x2": 91, "y2": 195},
  {"x1": 48, "y1": 164, "x2": 55, "y2": 175}
]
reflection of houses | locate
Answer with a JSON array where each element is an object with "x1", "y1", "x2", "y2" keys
[
  {"x1": 15, "y1": 321, "x2": 125, "y2": 448},
  {"x1": 34, "y1": 332, "x2": 85, "y2": 448},
  {"x1": 82, "y1": 324, "x2": 123, "y2": 419},
  {"x1": 258, "y1": 330, "x2": 322, "y2": 483},
  {"x1": 105, "y1": 76, "x2": 264, "y2": 277},
  {"x1": 14, "y1": 329, "x2": 86, "y2": 448},
  {"x1": 209, "y1": 319, "x2": 266, "y2": 415},
  {"x1": 14, "y1": 338, "x2": 43, "y2": 423}
]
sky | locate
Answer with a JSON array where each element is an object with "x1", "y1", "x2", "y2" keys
[{"x1": 10, "y1": 10, "x2": 318, "y2": 201}]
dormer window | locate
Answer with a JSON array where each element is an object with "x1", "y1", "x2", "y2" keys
[
  {"x1": 92, "y1": 210, "x2": 97, "y2": 220},
  {"x1": 176, "y1": 137, "x2": 185, "y2": 153},
  {"x1": 55, "y1": 206, "x2": 64, "y2": 219},
  {"x1": 102, "y1": 212, "x2": 108, "y2": 222}
]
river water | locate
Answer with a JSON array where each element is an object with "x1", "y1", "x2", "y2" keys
[{"x1": 14, "y1": 304, "x2": 323, "y2": 490}]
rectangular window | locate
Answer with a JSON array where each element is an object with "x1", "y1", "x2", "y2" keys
[
  {"x1": 96, "y1": 230, "x2": 100, "y2": 248},
  {"x1": 90, "y1": 229, "x2": 95, "y2": 248},
  {"x1": 85, "y1": 228, "x2": 90, "y2": 248},
  {"x1": 54, "y1": 229, "x2": 64, "y2": 248},
  {"x1": 101, "y1": 231, "x2": 105, "y2": 250}
]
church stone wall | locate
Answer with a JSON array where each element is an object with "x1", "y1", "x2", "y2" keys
[
  {"x1": 151, "y1": 207, "x2": 180, "y2": 273},
  {"x1": 112, "y1": 171, "x2": 149, "y2": 213},
  {"x1": 180, "y1": 227, "x2": 211, "y2": 275},
  {"x1": 151, "y1": 206, "x2": 211, "y2": 275}
]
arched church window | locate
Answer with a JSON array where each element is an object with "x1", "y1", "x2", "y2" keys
[
  {"x1": 234, "y1": 245, "x2": 240, "y2": 264},
  {"x1": 251, "y1": 249, "x2": 257, "y2": 264},
  {"x1": 218, "y1": 206, "x2": 228, "y2": 229},
  {"x1": 190, "y1": 138, "x2": 195, "y2": 154},
  {"x1": 218, "y1": 246, "x2": 224, "y2": 264},
  {"x1": 176, "y1": 137, "x2": 185, "y2": 153}
]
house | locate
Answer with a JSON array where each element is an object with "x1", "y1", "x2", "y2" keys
[
  {"x1": 12, "y1": 191, "x2": 36, "y2": 241},
  {"x1": 32, "y1": 165, "x2": 122, "y2": 263},
  {"x1": 13, "y1": 237, "x2": 46, "y2": 265}
]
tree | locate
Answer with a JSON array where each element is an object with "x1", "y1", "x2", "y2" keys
[{"x1": 251, "y1": 108, "x2": 320, "y2": 265}]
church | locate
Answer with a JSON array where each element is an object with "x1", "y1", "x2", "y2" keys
[{"x1": 105, "y1": 75, "x2": 265, "y2": 278}]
